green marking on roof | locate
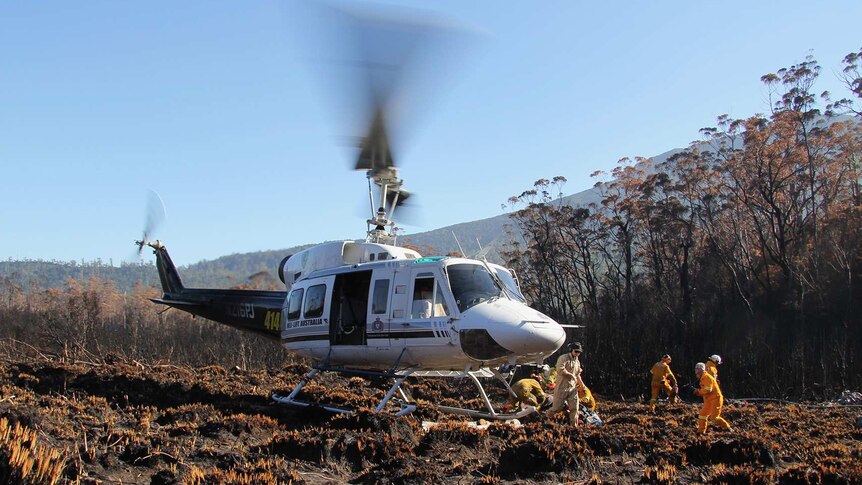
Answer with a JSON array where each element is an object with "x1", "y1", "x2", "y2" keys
[{"x1": 413, "y1": 257, "x2": 447, "y2": 264}]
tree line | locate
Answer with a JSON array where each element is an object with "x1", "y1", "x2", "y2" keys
[
  {"x1": 503, "y1": 50, "x2": 862, "y2": 399},
  {"x1": 0, "y1": 276, "x2": 291, "y2": 369}
]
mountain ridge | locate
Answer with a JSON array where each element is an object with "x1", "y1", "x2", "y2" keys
[{"x1": 0, "y1": 145, "x2": 685, "y2": 291}]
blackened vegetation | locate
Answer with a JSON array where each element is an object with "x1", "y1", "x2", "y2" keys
[
  {"x1": 504, "y1": 49, "x2": 862, "y2": 399},
  {"x1": 0, "y1": 278, "x2": 290, "y2": 371},
  {"x1": 0, "y1": 355, "x2": 860, "y2": 483}
]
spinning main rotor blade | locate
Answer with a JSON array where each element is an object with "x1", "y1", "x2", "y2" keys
[
  {"x1": 355, "y1": 107, "x2": 394, "y2": 173},
  {"x1": 293, "y1": 2, "x2": 480, "y2": 171}
]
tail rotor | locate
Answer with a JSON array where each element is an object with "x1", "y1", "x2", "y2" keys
[{"x1": 135, "y1": 190, "x2": 166, "y2": 256}]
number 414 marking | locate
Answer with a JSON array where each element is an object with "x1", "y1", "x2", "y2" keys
[{"x1": 264, "y1": 311, "x2": 282, "y2": 331}]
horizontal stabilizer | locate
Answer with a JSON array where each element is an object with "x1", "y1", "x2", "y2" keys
[{"x1": 150, "y1": 298, "x2": 202, "y2": 308}]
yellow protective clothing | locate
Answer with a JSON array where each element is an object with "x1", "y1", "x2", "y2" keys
[
  {"x1": 578, "y1": 384, "x2": 596, "y2": 411},
  {"x1": 508, "y1": 378, "x2": 546, "y2": 408},
  {"x1": 542, "y1": 368, "x2": 558, "y2": 390},
  {"x1": 694, "y1": 371, "x2": 730, "y2": 434},
  {"x1": 649, "y1": 360, "x2": 678, "y2": 409},
  {"x1": 549, "y1": 352, "x2": 582, "y2": 425},
  {"x1": 706, "y1": 360, "x2": 719, "y2": 379}
]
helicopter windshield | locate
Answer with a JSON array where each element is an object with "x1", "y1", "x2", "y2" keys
[{"x1": 446, "y1": 263, "x2": 504, "y2": 312}]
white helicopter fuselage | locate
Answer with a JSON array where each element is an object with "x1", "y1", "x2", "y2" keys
[{"x1": 278, "y1": 242, "x2": 566, "y2": 371}]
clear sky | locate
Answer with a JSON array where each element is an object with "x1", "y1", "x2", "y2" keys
[{"x1": 2, "y1": 1, "x2": 860, "y2": 266}]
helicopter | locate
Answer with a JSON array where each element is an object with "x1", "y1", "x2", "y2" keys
[{"x1": 137, "y1": 4, "x2": 571, "y2": 420}]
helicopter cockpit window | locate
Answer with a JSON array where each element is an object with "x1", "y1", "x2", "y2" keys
[
  {"x1": 411, "y1": 276, "x2": 449, "y2": 319},
  {"x1": 286, "y1": 288, "x2": 304, "y2": 320},
  {"x1": 303, "y1": 284, "x2": 326, "y2": 318},
  {"x1": 447, "y1": 264, "x2": 503, "y2": 312}
]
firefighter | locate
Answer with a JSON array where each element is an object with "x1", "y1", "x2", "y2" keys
[
  {"x1": 648, "y1": 354, "x2": 678, "y2": 411},
  {"x1": 540, "y1": 364, "x2": 557, "y2": 391},
  {"x1": 706, "y1": 354, "x2": 722, "y2": 380},
  {"x1": 693, "y1": 362, "x2": 731, "y2": 434},
  {"x1": 579, "y1": 382, "x2": 596, "y2": 411},
  {"x1": 505, "y1": 376, "x2": 546, "y2": 410},
  {"x1": 548, "y1": 342, "x2": 584, "y2": 426}
]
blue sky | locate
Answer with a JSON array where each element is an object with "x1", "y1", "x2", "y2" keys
[{"x1": 2, "y1": 1, "x2": 860, "y2": 266}]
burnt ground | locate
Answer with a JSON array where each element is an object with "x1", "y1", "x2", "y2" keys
[{"x1": 0, "y1": 355, "x2": 860, "y2": 484}]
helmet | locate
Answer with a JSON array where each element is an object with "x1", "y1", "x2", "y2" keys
[
  {"x1": 708, "y1": 354, "x2": 722, "y2": 365},
  {"x1": 568, "y1": 342, "x2": 583, "y2": 353},
  {"x1": 661, "y1": 354, "x2": 671, "y2": 362},
  {"x1": 541, "y1": 364, "x2": 551, "y2": 377},
  {"x1": 695, "y1": 362, "x2": 706, "y2": 372}
]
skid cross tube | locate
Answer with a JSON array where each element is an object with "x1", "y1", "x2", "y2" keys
[
  {"x1": 375, "y1": 369, "x2": 416, "y2": 415},
  {"x1": 434, "y1": 368, "x2": 538, "y2": 420},
  {"x1": 469, "y1": 371, "x2": 496, "y2": 417},
  {"x1": 273, "y1": 365, "x2": 418, "y2": 416},
  {"x1": 272, "y1": 368, "x2": 354, "y2": 414}
]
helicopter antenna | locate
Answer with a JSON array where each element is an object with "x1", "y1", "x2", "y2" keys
[{"x1": 451, "y1": 231, "x2": 465, "y2": 256}]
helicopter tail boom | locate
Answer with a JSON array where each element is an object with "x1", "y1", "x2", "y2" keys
[{"x1": 148, "y1": 242, "x2": 286, "y2": 341}]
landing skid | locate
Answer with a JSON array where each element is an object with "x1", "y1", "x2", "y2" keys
[{"x1": 272, "y1": 365, "x2": 536, "y2": 420}]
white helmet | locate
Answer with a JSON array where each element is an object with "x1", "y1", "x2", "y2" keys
[
  {"x1": 541, "y1": 364, "x2": 551, "y2": 377},
  {"x1": 708, "y1": 354, "x2": 722, "y2": 365},
  {"x1": 695, "y1": 362, "x2": 706, "y2": 372}
]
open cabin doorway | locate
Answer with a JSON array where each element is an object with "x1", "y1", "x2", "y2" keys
[{"x1": 330, "y1": 270, "x2": 371, "y2": 346}]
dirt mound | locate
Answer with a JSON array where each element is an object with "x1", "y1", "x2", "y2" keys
[{"x1": 1, "y1": 356, "x2": 860, "y2": 483}]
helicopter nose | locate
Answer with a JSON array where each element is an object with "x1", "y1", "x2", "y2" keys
[
  {"x1": 459, "y1": 299, "x2": 566, "y2": 357},
  {"x1": 492, "y1": 316, "x2": 566, "y2": 355}
]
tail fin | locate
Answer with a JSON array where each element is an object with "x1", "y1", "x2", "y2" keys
[{"x1": 151, "y1": 241, "x2": 184, "y2": 295}]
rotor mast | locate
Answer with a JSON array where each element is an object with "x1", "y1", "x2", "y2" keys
[
  {"x1": 356, "y1": 106, "x2": 409, "y2": 245},
  {"x1": 365, "y1": 167, "x2": 404, "y2": 244}
]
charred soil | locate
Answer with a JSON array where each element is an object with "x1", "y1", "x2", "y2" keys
[{"x1": 0, "y1": 356, "x2": 860, "y2": 484}]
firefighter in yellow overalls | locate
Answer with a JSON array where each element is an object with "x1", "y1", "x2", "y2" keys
[
  {"x1": 648, "y1": 354, "x2": 678, "y2": 411},
  {"x1": 578, "y1": 383, "x2": 596, "y2": 411},
  {"x1": 693, "y1": 362, "x2": 731, "y2": 434},
  {"x1": 706, "y1": 354, "x2": 721, "y2": 380},
  {"x1": 506, "y1": 377, "x2": 546, "y2": 409}
]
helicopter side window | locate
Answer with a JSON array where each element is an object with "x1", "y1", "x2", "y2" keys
[
  {"x1": 371, "y1": 279, "x2": 390, "y2": 314},
  {"x1": 411, "y1": 275, "x2": 449, "y2": 319},
  {"x1": 433, "y1": 286, "x2": 449, "y2": 317},
  {"x1": 286, "y1": 288, "x2": 304, "y2": 320},
  {"x1": 303, "y1": 284, "x2": 326, "y2": 318}
]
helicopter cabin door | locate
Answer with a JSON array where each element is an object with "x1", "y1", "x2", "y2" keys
[
  {"x1": 387, "y1": 267, "x2": 413, "y2": 350},
  {"x1": 367, "y1": 271, "x2": 393, "y2": 348},
  {"x1": 329, "y1": 270, "x2": 371, "y2": 346}
]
